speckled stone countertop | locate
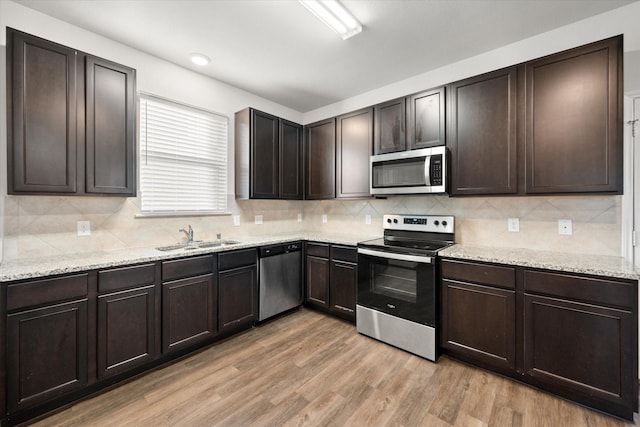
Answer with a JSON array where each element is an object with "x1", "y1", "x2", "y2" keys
[
  {"x1": 439, "y1": 245, "x2": 640, "y2": 280},
  {"x1": 0, "y1": 233, "x2": 377, "y2": 283}
]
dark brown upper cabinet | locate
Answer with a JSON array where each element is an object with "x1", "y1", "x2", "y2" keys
[
  {"x1": 407, "y1": 87, "x2": 446, "y2": 150},
  {"x1": 235, "y1": 108, "x2": 302, "y2": 200},
  {"x1": 305, "y1": 118, "x2": 336, "y2": 200},
  {"x1": 525, "y1": 36, "x2": 622, "y2": 194},
  {"x1": 448, "y1": 35, "x2": 622, "y2": 197},
  {"x1": 7, "y1": 29, "x2": 78, "y2": 194},
  {"x1": 373, "y1": 97, "x2": 406, "y2": 154},
  {"x1": 336, "y1": 108, "x2": 373, "y2": 198},
  {"x1": 85, "y1": 56, "x2": 136, "y2": 195},
  {"x1": 280, "y1": 119, "x2": 304, "y2": 199},
  {"x1": 448, "y1": 67, "x2": 518, "y2": 196},
  {"x1": 7, "y1": 28, "x2": 136, "y2": 197}
]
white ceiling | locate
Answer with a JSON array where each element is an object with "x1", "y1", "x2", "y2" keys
[{"x1": 14, "y1": 0, "x2": 636, "y2": 113}]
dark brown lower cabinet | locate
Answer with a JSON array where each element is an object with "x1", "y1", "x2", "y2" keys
[
  {"x1": 305, "y1": 242, "x2": 356, "y2": 323},
  {"x1": 440, "y1": 280, "x2": 516, "y2": 373},
  {"x1": 218, "y1": 249, "x2": 257, "y2": 334},
  {"x1": 440, "y1": 258, "x2": 638, "y2": 420},
  {"x1": 97, "y1": 286, "x2": 156, "y2": 378},
  {"x1": 329, "y1": 246, "x2": 357, "y2": 322},
  {"x1": 306, "y1": 256, "x2": 330, "y2": 307},
  {"x1": 162, "y1": 274, "x2": 217, "y2": 354},
  {"x1": 7, "y1": 299, "x2": 88, "y2": 413}
]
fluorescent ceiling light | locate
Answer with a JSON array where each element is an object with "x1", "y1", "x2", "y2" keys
[
  {"x1": 190, "y1": 53, "x2": 210, "y2": 66},
  {"x1": 299, "y1": 0, "x2": 362, "y2": 40}
]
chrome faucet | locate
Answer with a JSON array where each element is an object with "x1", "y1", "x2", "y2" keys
[{"x1": 179, "y1": 225, "x2": 194, "y2": 244}]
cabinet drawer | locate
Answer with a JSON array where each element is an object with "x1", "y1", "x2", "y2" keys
[
  {"x1": 523, "y1": 269, "x2": 635, "y2": 309},
  {"x1": 162, "y1": 255, "x2": 214, "y2": 281},
  {"x1": 7, "y1": 274, "x2": 89, "y2": 311},
  {"x1": 218, "y1": 248, "x2": 256, "y2": 271},
  {"x1": 306, "y1": 242, "x2": 329, "y2": 258},
  {"x1": 441, "y1": 259, "x2": 515, "y2": 290},
  {"x1": 98, "y1": 263, "x2": 156, "y2": 293},
  {"x1": 331, "y1": 245, "x2": 357, "y2": 263}
]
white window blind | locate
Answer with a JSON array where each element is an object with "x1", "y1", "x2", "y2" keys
[{"x1": 139, "y1": 94, "x2": 228, "y2": 215}]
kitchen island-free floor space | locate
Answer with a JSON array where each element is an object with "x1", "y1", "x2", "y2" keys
[{"x1": 32, "y1": 308, "x2": 637, "y2": 427}]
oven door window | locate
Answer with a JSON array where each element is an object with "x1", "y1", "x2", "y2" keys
[
  {"x1": 357, "y1": 252, "x2": 435, "y2": 326},
  {"x1": 370, "y1": 260, "x2": 417, "y2": 303}
]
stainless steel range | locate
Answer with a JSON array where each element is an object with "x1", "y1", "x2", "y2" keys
[{"x1": 356, "y1": 214, "x2": 455, "y2": 361}]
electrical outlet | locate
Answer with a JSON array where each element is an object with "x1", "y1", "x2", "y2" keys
[
  {"x1": 77, "y1": 221, "x2": 91, "y2": 236},
  {"x1": 365, "y1": 214, "x2": 371, "y2": 225},
  {"x1": 322, "y1": 214, "x2": 328, "y2": 224},
  {"x1": 255, "y1": 215, "x2": 263, "y2": 225},
  {"x1": 507, "y1": 218, "x2": 519, "y2": 232},
  {"x1": 297, "y1": 213, "x2": 302, "y2": 222},
  {"x1": 558, "y1": 219, "x2": 572, "y2": 235},
  {"x1": 233, "y1": 215, "x2": 240, "y2": 226}
]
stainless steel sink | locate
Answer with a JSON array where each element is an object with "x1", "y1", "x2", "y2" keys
[{"x1": 155, "y1": 240, "x2": 241, "y2": 251}]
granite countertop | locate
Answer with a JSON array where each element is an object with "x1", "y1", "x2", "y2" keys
[
  {"x1": 439, "y1": 244, "x2": 640, "y2": 280},
  {"x1": 0, "y1": 232, "x2": 377, "y2": 283},
  {"x1": 2, "y1": 235, "x2": 638, "y2": 283}
]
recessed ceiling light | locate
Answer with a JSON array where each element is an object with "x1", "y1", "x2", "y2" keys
[
  {"x1": 299, "y1": 0, "x2": 362, "y2": 40},
  {"x1": 190, "y1": 53, "x2": 210, "y2": 66}
]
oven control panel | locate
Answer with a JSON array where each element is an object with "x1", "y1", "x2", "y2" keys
[{"x1": 383, "y1": 214, "x2": 455, "y2": 234}]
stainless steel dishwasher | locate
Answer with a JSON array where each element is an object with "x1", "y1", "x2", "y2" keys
[{"x1": 258, "y1": 242, "x2": 302, "y2": 321}]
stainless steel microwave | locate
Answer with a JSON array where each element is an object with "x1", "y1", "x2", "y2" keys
[{"x1": 370, "y1": 146, "x2": 447, "y2": 195}]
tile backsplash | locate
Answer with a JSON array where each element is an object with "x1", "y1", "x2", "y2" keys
[{"x1": 1, "y1": 194, "x2": 621, "y2": 260}]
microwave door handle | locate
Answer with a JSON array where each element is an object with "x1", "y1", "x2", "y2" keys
[
  {"x1": 358, "y1": 248, "x2": 433, "y2": 264},
  {"x1": 424, "y1": 155, "x2": 431, "y2": 186}
]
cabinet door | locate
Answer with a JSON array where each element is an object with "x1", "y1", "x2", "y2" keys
[
  {"x1": 440, "y1": 280, "x2": 516, "y2": 373},
  {"x1": 448, "y1": 67, "x2": 518, "y2": 195},
  {"x1": 7, "y1": 29, "x2": 77, "y2": 194},
  {"x1": 305, "y1": 118, "x2": 336, "y2": 199},
  {"x1": 330, "y1": 260, "x2": 356, "y2": 322},
  {"x1": 525, "y1": 36, "x2": 622, "y2": 194},
  {"x1": 218, "y1": 265, "x2": 256, "y2": 333},
  {"x1": 97, "y1": 286, "x2": 156, "y2": 379},
  {"x1": 7, "y1": 300, "x2": 88, "y2": 413},
  {"x1": 85, "y1": 56, "x2": 136, "y2": 195},
  {"x1": 162, "y1": 274, "x2": 216, "y2": 353},
  {"x1": 306, "y1": 255, "x2": 330, "y2": 308},
  {"x1": 373, "y1": 97, "x2": 406, "y2": 154},
  {"x1": 336, "y1": 108, "x2": 372, "y2": 198},
  {"x1": 279, "y1": 119, "x2": 303, "y2": 200},
  {"x1": 407, "y1": 87, "x2": 445, "y2": 150},
  {"x1": 523, "y1": 293, "x2": 634, "y2": 418},
  {"x1": 251, "y1": 110, "x2": 279, "y2": 199}
]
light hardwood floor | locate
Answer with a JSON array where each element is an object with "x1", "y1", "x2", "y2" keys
[{"x1": 31, "y1": 308, "x2": 639, "y2": 427}]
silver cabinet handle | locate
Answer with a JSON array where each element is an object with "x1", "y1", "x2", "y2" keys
[{"x1": 357, "y1": 248, "x2": 433, "y2": 264}]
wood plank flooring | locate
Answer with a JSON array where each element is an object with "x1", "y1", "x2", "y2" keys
[{"x1": 30, "y1": 308, "x2": 639, "y2": 427}]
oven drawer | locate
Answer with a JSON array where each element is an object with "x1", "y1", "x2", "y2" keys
[{"x1": 441, "y1": 259, "x2": 515, "y2": 290}]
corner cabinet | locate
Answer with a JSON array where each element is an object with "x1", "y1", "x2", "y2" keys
[
  {"x1": 234, "y1": 108, "x2": 303, "y2": 200},
  {"x1": 440, "y1": 258, "x2": 638, "y2": 420},
  {"x1": 305, "y1": 118, "x2": 336, "y2": 200},
  {"x1": 7, "y1": 28, "x2": 136, "y2": 196}
]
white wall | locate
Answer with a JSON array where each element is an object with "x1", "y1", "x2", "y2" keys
[{"x1": 302, "y1": 1, "x2": 640, "y2": 124}]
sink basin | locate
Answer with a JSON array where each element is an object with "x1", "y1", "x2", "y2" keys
[
  {"x1": 155, "y1": 240, "x2": 241, "y2": 251},
  {"x1": 197, "y1": 240, "x2": 241, "y2": 248}
]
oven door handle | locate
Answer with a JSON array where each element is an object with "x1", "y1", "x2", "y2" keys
[{"x1": 358, "y1": 248, "x2": 433, "y2": 264}]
